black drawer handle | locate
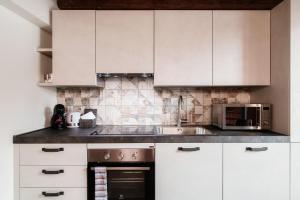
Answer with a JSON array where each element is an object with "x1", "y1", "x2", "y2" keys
[
  {"x1": 246, "y1": 147, "x2": 268, "y2": 152},
  {"x1": 42, "y1": 147, "x2": 64, "y2": 152},
  {"x1": 42, "y1": 191, "x2": 64, "y2": 197},
  {"x1": 42, "y1": 169, "x2": 64, "y2": 175},
  {"x1": 178, "y1": 147, "x2": 200, "y2": 152}
]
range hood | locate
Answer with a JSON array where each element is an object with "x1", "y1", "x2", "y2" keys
[{"x1": 97, "y1": 73, "x2": 153, "y2": 78}]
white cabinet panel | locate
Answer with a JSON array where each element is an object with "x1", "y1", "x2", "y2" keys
[
  {"x1": 14, "y1": 145, "x2": 20, "y2": 200},
  {"x1": 20, "y1": 166, "x2": 87, "y2": 188},
  {"x1": 20, "y1": 188, "x2": 87, "y2": 200},
  {"x1": 20, "y1": 144, "x2": 87, "y2": 166},
  {"x1": 156, "y1": 143, "x2": 222, "y2": 200},
  {"x1": 96, "y1": 11, "x2": 153, "y2": 73},
  {"x1": 291, "y1": 143, "x2": 300, "y2": 200},
  {"x1": 87, "y1": 143, "x2": 155, "y2": 149},
  {"x1": 154, "y1": 11, "x2": 213, "y2": 86},
  {"x1": 223, "y1": 143, "x2": 289, "y2": 200},
  {"x1": 213, "y1": 11, "x2": 270, "y2": 86},
  {"x1": 52, "y1": 10, "x2": 97, "y2": 86}
]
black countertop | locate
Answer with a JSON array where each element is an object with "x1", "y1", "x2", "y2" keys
[{"x1": 13, "y1": 125, "x2": 290, "y2": 144}]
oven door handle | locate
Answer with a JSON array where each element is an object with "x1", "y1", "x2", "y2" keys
[{"x1": 91, "y1": 167, "x2": 150, "y2": 171}]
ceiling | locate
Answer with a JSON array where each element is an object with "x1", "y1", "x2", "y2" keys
[{"x1": 57, "y1": 0, "x2": 284, "y2": 10}]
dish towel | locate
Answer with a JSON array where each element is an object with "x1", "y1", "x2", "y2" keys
[{"x1": 94, "y1": 167, "x2": 108, "y2": 200}]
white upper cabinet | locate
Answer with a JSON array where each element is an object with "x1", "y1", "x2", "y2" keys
[
  {"x1": 223, "y1": 143, "x2": 289, "y2": 200},
  {"x1": 52, "y1": 11, "x2": 97, "y2": 86},
  {"x1": 154, "y1": 11, "x2": 213, "y2": 86},
  {"x1": 213, "y1": 11, "x2": 271, "y2": 86},
  {"x1": 52, "y1": 10, "x2": 271, "y2": 86},
  {"x1": 156, "y1": 143, "x2": 222, "y2": 200},
  {"x1": 96, "y1": 11, "x2": 154, "y2": 74}
]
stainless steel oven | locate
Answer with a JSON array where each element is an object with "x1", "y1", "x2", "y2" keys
[
  {"x1": 212, "y1": 104, "x2": 271, "y2": 130},
  {"x1": 88, "y1": 148, "x2": 155, "y2": 200}
]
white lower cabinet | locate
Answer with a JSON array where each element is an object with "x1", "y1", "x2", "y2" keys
[
  {"x1": 17, "y1": 144, "x2": 87, "y2": 200},
  {"x1": 20, "y1": 188, "x2": 86, "y2": 200},
  {"x1": 223, "y1": 143, "x2": 289, "y2": 200},
  {"x1": 155, "y1": 143, "x2": 222, "y2": 200},
  {"x1": 16, "y1": 142, "x2": 291, "y2": 200}
]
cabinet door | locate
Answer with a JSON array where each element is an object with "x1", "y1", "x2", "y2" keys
[
  {"x1": 154, "y1": 11, "x2": 213, "y2": 86},
  {"x1": 156, "y1": 143, "x2": 222, "y2": 200},
  {"x1": 223, "y1": 143, "x2": 289, "y2": 200},
  {"x1": 213, "y1": 11, "x2": 270, "y2": 86},
  {"x1": 52, "y1": 11, "x2": 97, "y2": 86},
  {"x1": 96, "y1": 11, "x2": 153, "y2": 74},
  {"x1": 291, "y1": 143, "x2": 300, "y2": 200}
]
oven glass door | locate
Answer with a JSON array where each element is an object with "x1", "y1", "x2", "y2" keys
[
  {"x1": 225, "y1": 106, "x2": 261, "y2": 128},
  {"x1": 108, "y1": 167, "x2": 148, "y2": 200},
  {"x1": 88, "y1": 163, "x2": 154, "y2": 200}
]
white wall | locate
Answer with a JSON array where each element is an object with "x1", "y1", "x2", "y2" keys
[
  {"x1": 0, "y1": 5, "x2": 56, "y2": 200},
  {"x1": 251, "y1": 0, "x2": 290, "y2": 135}
]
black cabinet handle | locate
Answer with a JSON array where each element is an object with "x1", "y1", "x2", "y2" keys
[
  {"x1": 246, "y1": 147, "x2": 268, "y2": 152},
  {"x1": 178, "y1": 147, "x2": 200, "y2": 152},
  {"x1": 42, "y1": 169, "x2": 64, "y2": 175},
  {"x1": 42, "y1": 147, "x2": 64, "y2": 152},
  {"x1": 42, "y1": 191, "x2": 64, "y2": 197}
]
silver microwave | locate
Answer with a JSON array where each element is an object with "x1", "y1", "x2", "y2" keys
[{"x1": 212, "y1": 104, "x2": 271, "y2": 130}]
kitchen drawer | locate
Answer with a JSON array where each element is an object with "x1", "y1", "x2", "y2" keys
[
  {"x1": 20, "y1": 144, "x2": 87, "y2": 165},
  {"x1": 20, "y1": 166, "x2": 87, "y2": 188},
  {"x1": 20, "y1": 188, "x2": 87, "y2": 200}
]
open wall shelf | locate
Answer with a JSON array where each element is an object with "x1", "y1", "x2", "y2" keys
[
  {"x1": 37, "y1": 48, "x2": 52, "y2": 58},
  {"x1": 37, "y1": 82, "x2": 54, "y2": 87}
]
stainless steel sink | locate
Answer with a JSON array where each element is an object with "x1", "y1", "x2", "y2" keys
[{"x1": 157, "y1": 126, "x2": 215, "y2": 135}]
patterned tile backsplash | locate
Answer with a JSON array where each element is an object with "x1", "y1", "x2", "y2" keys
[{"x1": 57, "y1": 77, "x2": 251, "y2": 125}]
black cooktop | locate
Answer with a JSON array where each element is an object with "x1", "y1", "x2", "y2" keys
[{"x1": 90, "y1": 126, "x2": 159, "y2": 136}]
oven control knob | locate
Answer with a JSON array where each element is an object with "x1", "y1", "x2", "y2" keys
[
  {"x1": 132, "y1": 152, "x2": 138, "y2": 160},
  {"x1": 118, "y1": 152, "x2": 124, "y2": 160},
  {"x1": 104, "y1": 153, "x2": 111, "y2": 160}
]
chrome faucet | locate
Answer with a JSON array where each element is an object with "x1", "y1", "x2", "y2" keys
[{"x1": 177, "y1": 95, "x2": 187, "y2": 128}]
